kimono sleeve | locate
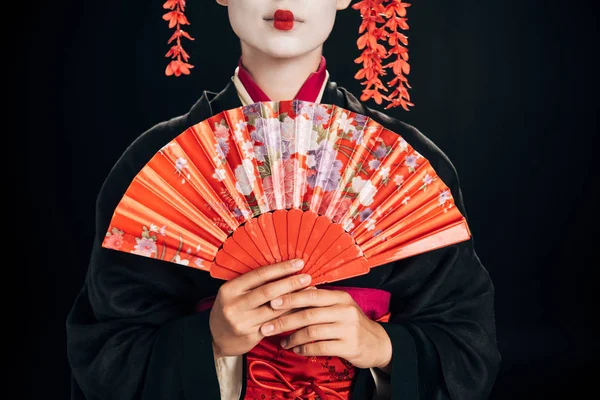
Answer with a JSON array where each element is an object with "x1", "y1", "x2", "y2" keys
[
  {"x1": 65, "y1": 121, "x2": 224, "y2": 400},
  {"x1": 352, "y1": 115, "x2": 501, "y2": 400}
]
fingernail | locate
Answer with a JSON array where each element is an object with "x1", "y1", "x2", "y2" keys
[
  {"x1": 293, "y1": 346, "x2": 301, "y2": 354},
  {"x1": 280, "y1": 338, "x2": 288, "y2": 348},
  {"x1": 262, "y1": 324, "x2": 274, "y2": 335},
  {"x1": 292, "y1": 259, "x2": 304, "y2": 270},
  {"x1": 299, "y1": 274, "x2": 311, "y2": 285},
  {"x1": 271, "y1": 298, "x2": 283, "y2": 307}
]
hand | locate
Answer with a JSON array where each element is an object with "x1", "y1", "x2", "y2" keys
[
  {"x1": 260, "y1": 288, "x2": 393, "y2": 371},
  {"x1": 209, "y1": 259, "x2": 313, "y2": 358}
]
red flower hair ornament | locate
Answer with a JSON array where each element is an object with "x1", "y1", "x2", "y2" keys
[{"x1": 161, "y1": 0, "x2": 414, "y2": 110}]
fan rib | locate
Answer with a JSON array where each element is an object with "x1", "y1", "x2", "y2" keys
[{"x1": 272, "y1": 210, "x2": 289, "y2": 261}]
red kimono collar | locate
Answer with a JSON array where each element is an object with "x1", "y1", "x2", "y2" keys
[{"x1": 236, "y1": 56, "x2": 328, "y2": 103}]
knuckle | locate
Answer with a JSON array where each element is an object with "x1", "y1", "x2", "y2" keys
[
  {"x1": 307, "y1": 289, "x2": 320, "y2": 301},
  {"x1": 259, "y1": 285, "x2": 276, "y2": 301},
  {"x1": 302, "y1": 308, "x2": 316, "y2": 321},
  {"x1": 307, "y1": 325, "x2": 320, "y2": 339},
  {"x1": 253, "y1": 266, "x2": 269, "y2": 280},
  {"x1": 231, "y1": 323, "x2": 246, "y2": 336},
  {"x1": 221, "y1": 305, "x2": 236, "y2": 320},
  {"x1": 341, "y1": 291, "x2": 353, "y2": 303},
  {"x1": 275, "y1": 317, "x2": 287, "y2": 331},
  {"x1": 218, "y1": 283, "x2": 232, "y2": 298}
]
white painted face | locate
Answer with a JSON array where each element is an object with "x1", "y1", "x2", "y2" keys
[{"x1": 216, "y1": 0, "x2": 352, "y2": 58}]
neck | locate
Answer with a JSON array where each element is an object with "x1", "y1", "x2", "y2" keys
[{"x1": 240, "y1": 43, "x2": 323, "y2": 101}]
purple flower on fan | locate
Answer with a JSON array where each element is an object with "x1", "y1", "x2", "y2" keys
[
  {"x1": 350, "y1": 128, "x2": 364, "y2": 144},
  {"x1": 359, "y1": 208, "x2": 373, "y2": 221},
  {"x1": 243, "y1": 103, "x2": 262, "y2": 118},
  {"x1": 306, "y1": 140, "x2": 342, "y2": 191},
  {"x1": 253, "y1": 145, "x2": 266, "y2": 162},
  {"x1": 131, "y1": 237, "x2": 157, "y2": 257},
  {"x1": 374, "y1": 144, "x2": 387, "y2": 159},
  {"x1": 254, "y1": 117, "x2": 280, "y2": 144},
  {"x1": 217, "y1": 137, "x2": 230, "y2": 158},
  {"x1": 354, "y1": 113, "x2": 368, "y2": 126},
  {"x1": 368, "y1": 159, "x2": 381, "y2": 171},
  {"x1": 313, "y1": 105, "x2": 331, "y2": 126},
  {"x1": 251, "y1": 120, "x2": 265, "y2": 143}
]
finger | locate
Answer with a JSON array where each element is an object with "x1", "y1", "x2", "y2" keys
[
  {"x1": 291, "y1": 340, "x2": 347, "y2": 358},
  {"x1": 270, "y1": 288, "x2": 353, "y2": 310},
  {"x1": 242, "y1": 272, "x2": 313, "y2": 311},
  {"x1": 260, "y1": 305, "x2": 343, "y2": 336},
  {"x1": 226, "y1": 259, "x2": 305, "y2": 293},
  {"x1": 280, "y1": 323, "x2": 343, "y2": 349},
  {"x1": 250, "y1": 286, "x2": 317, "y2": 327}
]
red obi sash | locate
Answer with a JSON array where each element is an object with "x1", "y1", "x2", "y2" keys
[{"x1": 195, "y1": 286, "x2": 391, "y2": 400}]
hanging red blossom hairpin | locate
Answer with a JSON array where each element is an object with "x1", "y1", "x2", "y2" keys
[
  {"x1": 162, "y1": 0, "x2": 195, "y2": 77},
  {"x1": 353, "y1": 0, "x2": 414, "y2": 110}
]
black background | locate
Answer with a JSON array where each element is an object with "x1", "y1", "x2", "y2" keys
[{"x1": 28, "y1": 1, "x2": 597, "y2": 399}]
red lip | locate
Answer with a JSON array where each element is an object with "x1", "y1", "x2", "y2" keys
[{"x1": 274, "y1": 9, "x2": 294, "y2": 21}]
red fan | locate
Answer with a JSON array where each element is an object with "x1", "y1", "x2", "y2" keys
[{"x1": 102, "y1": 100, "x2": 471, "y2": 285}]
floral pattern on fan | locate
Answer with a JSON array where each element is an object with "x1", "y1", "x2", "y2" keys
[{"x1": 102, "y1": 100, "x2": 471, "y2": 285}]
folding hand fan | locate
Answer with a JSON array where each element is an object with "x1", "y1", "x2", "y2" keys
[{"x1": 102, "y1": 100, "x2": 471, "y2": 285}]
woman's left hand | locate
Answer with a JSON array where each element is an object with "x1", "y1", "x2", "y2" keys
[{"x1": 259, "y1": 286, "x2": 393, "y2": 372}]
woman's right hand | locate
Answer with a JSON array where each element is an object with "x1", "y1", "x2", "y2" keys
[{"x1": 209, "y1": 259, "x2": 312, "y2": 358}]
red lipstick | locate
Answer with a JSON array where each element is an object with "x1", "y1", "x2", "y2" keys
[{"x1": 273, "y1": 9, "x2": 294, "y2": 31}]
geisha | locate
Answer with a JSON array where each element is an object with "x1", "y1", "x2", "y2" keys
[{"x1": 66, "y1": 1, "x2": 500, "y2": 399}]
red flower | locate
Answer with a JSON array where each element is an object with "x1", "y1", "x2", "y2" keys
[
  {"x1": 162, "y1": 0, "x2": 194, "y2": 76},
  {"x1": 352, "y1": 0, "x2": 414, "y2": 110},
  {"x1": 165, "y1": 59, "x2": 193, "y2": 77}
]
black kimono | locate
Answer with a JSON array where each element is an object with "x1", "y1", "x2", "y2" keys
[{"x1": 66, "y1": 77, "x2": 501, "y2": 400}]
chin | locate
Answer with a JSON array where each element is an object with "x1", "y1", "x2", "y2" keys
[{"x1": 257, "y1": 39, "x2": 322, "y2": 59}]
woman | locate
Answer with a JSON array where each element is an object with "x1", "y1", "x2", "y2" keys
[{"x1": 66, "y1": 1, "x2": 500, "y2": 399}]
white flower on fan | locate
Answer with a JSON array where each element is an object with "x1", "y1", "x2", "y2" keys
[
  {"x1": 194, "y1": 258, "x2": 205, "y2": 269},
  {"x1": 149, "y1": 224, "x2": 166, "y2": 236},
  {"x1": 173, "y1": 254, "x2": 189, "y2": 266},
  {"x1": 295, "y1": 117, "x2": 319, "y2": 154},
  {"x1": 402, "y1": 196, "x2": 411, "y2": 205},
  {"x1": 358, "y1": 180, "x2": 377, "y2": 206},
  {"x1": 337, "y1": 112, "x2": 355, "y2": 133},
  {"x1": 159, "y1": 142, "x2": 174, "y2": 155},
  {"x1": 378, "y1": 166, "x2": 390, "y2": 179},
  {"x1": 280, "y1": 116, "x2": 295, "y2": 142},
  {"x1": 394, "y1": 174, "x2": 404, "y2": 186},
  {"x1": 213, "y1": 168, "x2": 226, "y2": 181},
  {"x1": 398, "y1": 138, "x2": 408, "y2": 153},
  {"x1": 175, "y1": 157, "x2": 188, "y2": 172},
  {"x1": 365, "y1": 218, "x2": 377, "y2": 231},
  {"x1": 131, "y1": 237, "x2": 157, "y2": 257},
  {"x1": 235, "y1": 159, "x2": 256, "y2": 196},
  {"x1": 236, "y1": 120, "x2": 247, "y2": 134},
  {"x1": 306, "y1": 154, "x2": 317, "y2": 168},
  {"x1": 351, "y1": 176, "x2": 367, "y2": 193},
  {"x1": 439, "y1": 190, "x2": 452, "y2": 205},
  {"x1": 242, "y1": 140, "x2": 255, "y2": 160}
]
